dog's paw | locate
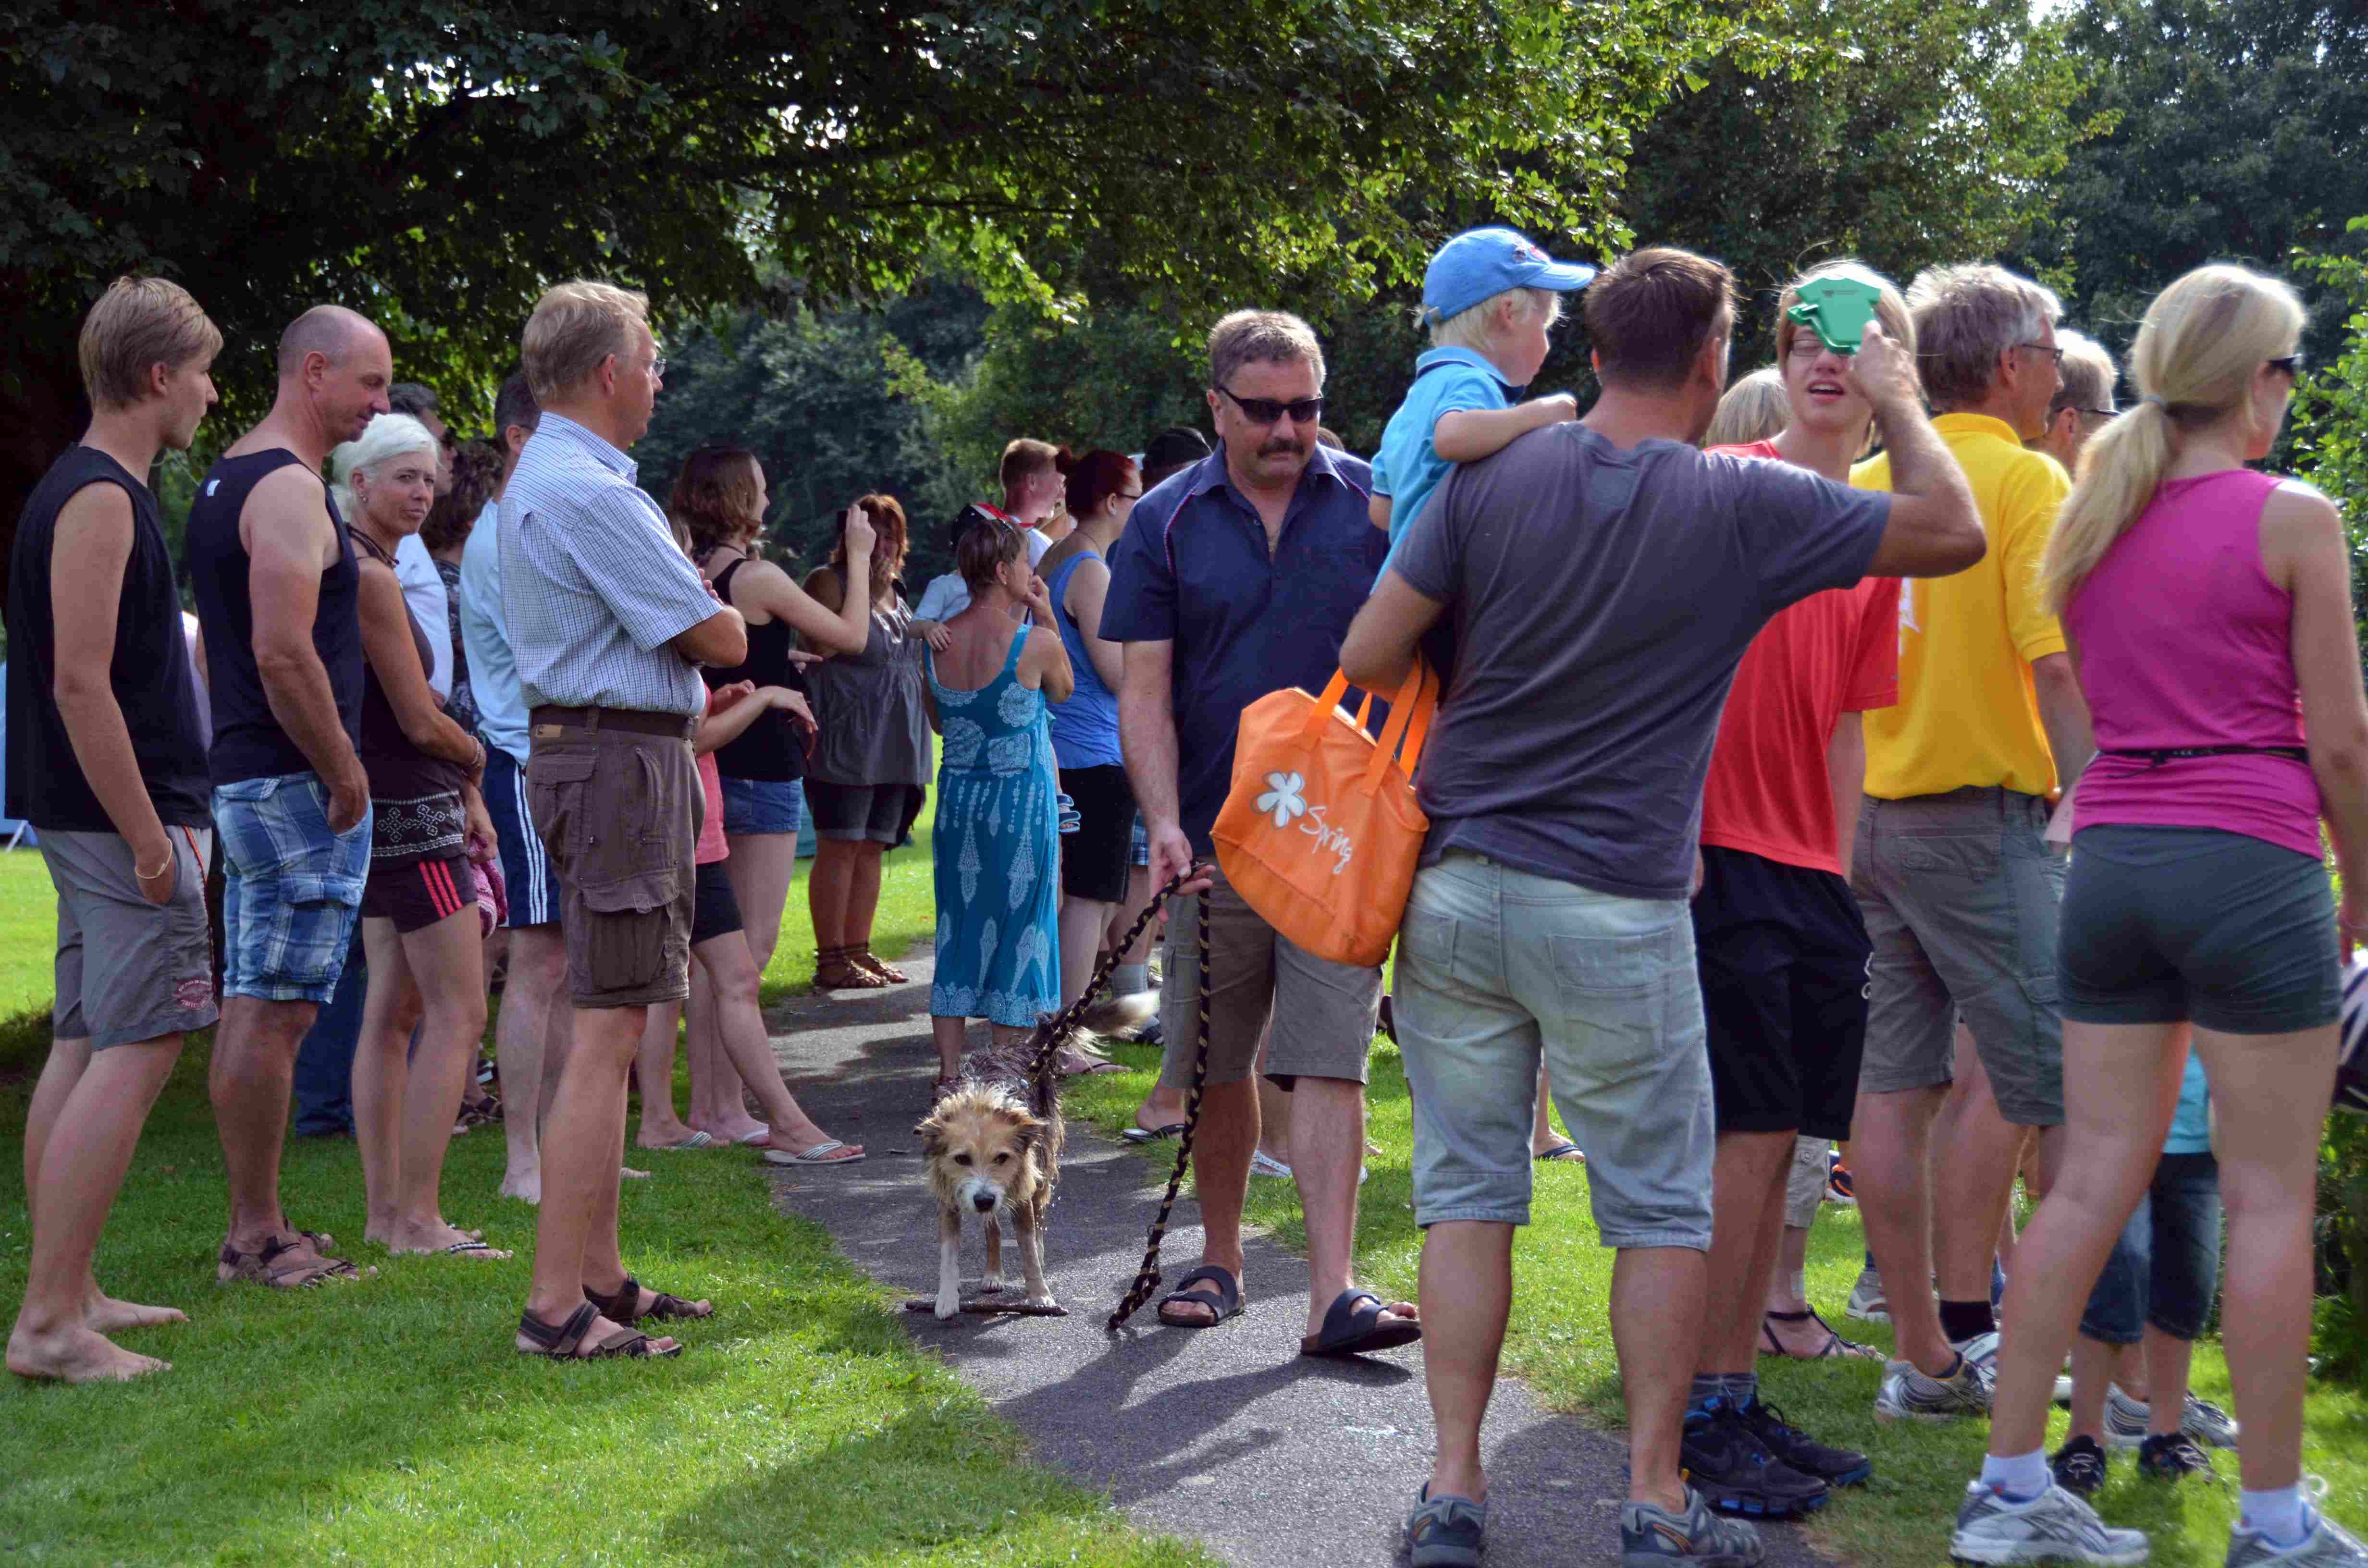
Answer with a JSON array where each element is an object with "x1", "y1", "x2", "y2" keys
[
  {"x1": 981, "y1": 1273, "x2": 1006, "y2": 1293},
  {"x1": 934, "y1": 1291, "x2": 962, "y2": 1320}
]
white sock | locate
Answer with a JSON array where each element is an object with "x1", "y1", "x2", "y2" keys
[
  {"x1": 1111, "y1": 962, "x2": 1150, "y2": 996},
  {"x1": 1979, "y1": 1449, "x2": 2050, "y2": 1502},
  {"x1": 2241, "y1": 1485, "x2": 2308, "y2": 1546}
]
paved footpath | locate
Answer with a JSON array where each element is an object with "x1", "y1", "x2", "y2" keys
[{"x1": 760, "y1": 952, "x2": 1832, "y2": 1568}]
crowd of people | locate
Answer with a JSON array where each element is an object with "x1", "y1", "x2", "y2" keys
[{"x1": 3, "y1": 226, "x2": 2360, "y2": 1568}]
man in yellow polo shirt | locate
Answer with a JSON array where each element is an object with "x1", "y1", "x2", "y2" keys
[{"x1": 1848, "y1": 263, "x2": 2096, "y2": 1426}]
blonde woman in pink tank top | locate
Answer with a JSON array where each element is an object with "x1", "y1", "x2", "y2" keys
[{"x1": 1949, "y1": 266, "x2": 2368, "y2": 1568}]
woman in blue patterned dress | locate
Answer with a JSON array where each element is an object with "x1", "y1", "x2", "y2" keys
[{"x1": 922, "y1": 513, "x2": 1075, "y2": 1096}]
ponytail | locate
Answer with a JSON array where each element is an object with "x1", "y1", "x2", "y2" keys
[{"x1": 2040, "y1": 265, "x2": 2305, "y2": 618}]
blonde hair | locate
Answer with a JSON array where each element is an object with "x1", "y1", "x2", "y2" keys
[
  {"x1": 521, "y1": 280, "x2": 650, "y2": 403},
  {"x1": 2040, "y1": 265, "x2": 2305, "y2": 616},
  {"x1": 1906, "y1": 263, "x2": 2061, "y2": 411},
  {"x1": 1775, "y1": 260, "x2": 1917, "y2": 370},
  {"x1": 1703, "y1": 367, "x2": 1789, "y2": 448},
  {"x1": 1428, "y1": 287, "x2": 1562, "y2": 352},
  {"x1": 2049, "y1": 330, "x2": 2118, "y2": 419},
  {"x1": 79, "y1": 277, "x2": 222, "y2": 410},
  {"x1": 328, "y1": 414, "x2": 439, "y2": 528}
]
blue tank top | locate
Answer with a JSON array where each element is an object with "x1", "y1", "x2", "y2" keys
[
  {"x1": 1043, "y1": 549, "x2": 1122, "y2": 769},
  {"x1": 187, "y1": 449, "x2": 366, "y2": 785}
]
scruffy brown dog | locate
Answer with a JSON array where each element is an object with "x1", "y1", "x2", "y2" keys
[{"x1": 916, "y1": 1078, "x2": 1065, "y2": 1318}]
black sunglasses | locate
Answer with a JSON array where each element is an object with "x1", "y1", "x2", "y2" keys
[
  {"x1": 2267, "y1": 354, "x2": 2304, "y2": 377},
  {"x1": 1215, "y1": 386, "x2": 1325, "y2": 427}
]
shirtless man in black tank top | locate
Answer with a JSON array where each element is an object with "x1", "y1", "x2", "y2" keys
[{"x1": 186, "y1": 306, "x2": 391, "y2": 1290}]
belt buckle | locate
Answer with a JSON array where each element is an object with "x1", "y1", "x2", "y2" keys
[{"x1": 532, "y1": 723, "x2": 562, "y2": 739}]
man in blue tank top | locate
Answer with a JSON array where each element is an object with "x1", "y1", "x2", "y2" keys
[
  {"x1": 5, "y1": 278, "x2": 222, "y2": 1382},
  {"x1": 186, "y1": 304, "x2": 390, "y2": 1290}
]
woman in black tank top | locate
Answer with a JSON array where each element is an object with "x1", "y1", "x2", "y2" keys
[
  {"x1": 671, "y1": 448, "x2": 882, "y2": 1015},
  {"x1": 332, "y1": 415, "x2": 507, "y2": 1263}
]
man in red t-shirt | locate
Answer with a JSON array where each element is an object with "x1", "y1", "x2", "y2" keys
[{"x1": 1677, "y1": 262, "x2": 1915, "y2": 1517}]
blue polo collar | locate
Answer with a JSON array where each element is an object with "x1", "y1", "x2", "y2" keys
[
  {"x1": 539, "y1": 411, "x2": 638, "y2": 483},
  {"x1": 1185, "y1": 438, "x2": 1357, "y2": 508},
  {"x1": 1412, "y1": 345, "x2": 1525, "y2": 397}
]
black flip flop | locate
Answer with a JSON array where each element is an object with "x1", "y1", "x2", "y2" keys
[
  {"x1": 1533, "y1": 1141, "x2": 1584, "y2": 1164},
  {"x1": 1156, "y1": 1264, "x2": 1243, "y2": 1327},
  {"x1": 1121, "y1": 1121, "x2": 1190, "y2": 1145},
  {"x1": 1301, "y1": 1288, "x2": 1422, "y2": 1358}
]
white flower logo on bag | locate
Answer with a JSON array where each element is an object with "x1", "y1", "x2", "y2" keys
[{"x1": 1256, "y1": 771, "x2": 1308, "y2": 828}]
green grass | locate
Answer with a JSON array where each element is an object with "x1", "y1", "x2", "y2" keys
[
  {"x1": 1066, "y1": 1034, "x2": 2368, "y2": 1568},
  {"x1": 0, "y1": 822, "x2": 1211, "y2": 1567}
]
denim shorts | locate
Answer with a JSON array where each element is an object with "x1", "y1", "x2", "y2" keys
[
  {"x1": 1394, "y1": 851, "x2": 1715, "y2": 1248},
  {"x1": 2078, "y1": 1151, "x2": 2223, "y2": 1344},
  {"x1": 213, "y1": 771, "x2": 372, "y2": 1004},
  {"x1": 1854, "y1": 787, "x2": 2067, "y2": 1127},
  {"x1": 720, "y1": 775, "x2": 805, "y2": 838}
]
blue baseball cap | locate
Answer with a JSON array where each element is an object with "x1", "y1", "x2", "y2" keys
[{"x1": 1422, "y1": 227, "x2": 1597, "y2": 325}]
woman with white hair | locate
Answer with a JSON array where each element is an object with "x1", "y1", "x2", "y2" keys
[
  {"x1": 1953, "y1": 266, "x2": 2368, "y2": 1568},
  {"x1": 327, "y1": 413, "x2": 506, "y2": 1262}
]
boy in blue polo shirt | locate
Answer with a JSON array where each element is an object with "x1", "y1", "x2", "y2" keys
[{"x1": 1370, "y1": 226, "x2": 1596, "y2": 555}]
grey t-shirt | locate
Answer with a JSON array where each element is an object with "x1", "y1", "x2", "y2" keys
[{"x1": 1394, "y1": 423, "x2": 1891, "y2": 901}]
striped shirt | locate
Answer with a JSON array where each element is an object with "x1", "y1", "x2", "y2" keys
[{"x1": 497, "y1": 412, "x2": 714, "y2": 715}]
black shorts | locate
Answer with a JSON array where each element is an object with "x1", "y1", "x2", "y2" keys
[
  {"x1": 691, "y1": 860, "x2": 744, "y2": 947},
  {"x1": 806, "y1": 779, "x2": 925, "y2": 845},
  {"x1": 361, "y1": 852, "x2": 479, "y2": 936},
  {"x1": 1059, "y1": 764, "x2": 1136, "y2": 904},
  {"x1": 1691, "y1": 845, "x2": 1871, "y2": 1140}
]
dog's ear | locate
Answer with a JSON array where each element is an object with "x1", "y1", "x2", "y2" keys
[{"x1": 914, "y1": 1117, "x2": 943, "y2": 1157}]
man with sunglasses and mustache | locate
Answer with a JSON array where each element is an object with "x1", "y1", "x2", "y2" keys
[{"x1": 1102, "y1": 309, "x2": 1414, "y2": 1358}]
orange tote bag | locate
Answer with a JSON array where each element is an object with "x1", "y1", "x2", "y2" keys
[{"x1": 1211, "y1": 659, "x2": 1437, "y2": 968}]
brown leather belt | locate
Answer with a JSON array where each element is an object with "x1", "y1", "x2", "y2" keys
[{"x1": 530, "y1": 704, "x2": 695, "y2": 739}]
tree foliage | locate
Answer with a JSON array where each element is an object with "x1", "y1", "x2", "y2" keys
[
  {"x1": 1622, "y1": 0, "x2": 2099, "y2": 356},
  {"x1": 1, "y1": 0, "x2": 1750, "y2": 534},
  {"x1": 2015, "y1": 0, "x2": 2368, "y2": 357}
]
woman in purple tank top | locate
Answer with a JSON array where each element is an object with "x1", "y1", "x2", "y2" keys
[{"x1": 1963, "y1": 267, "x2": 2368, "y2": 1568}]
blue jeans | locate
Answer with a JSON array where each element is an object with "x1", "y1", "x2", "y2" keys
[
  {"x1": 1395, "y1": 851, "x2": 1715, "y2": 1246},
  {"x1": 2078, "y1": 1151, "x2": 2223, "y2": 1344},
  {"x1": 291, "y1": 931, "x2": 365, "y2": 1136}
]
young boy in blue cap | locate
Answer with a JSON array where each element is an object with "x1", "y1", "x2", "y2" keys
[{"x1": 1369, "y1": 226, "x2": 1597, "y2": 554}]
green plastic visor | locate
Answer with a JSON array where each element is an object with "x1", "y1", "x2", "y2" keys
[{"x1": 1786, "y1": 277, "x2": 1885, "y2": 355}]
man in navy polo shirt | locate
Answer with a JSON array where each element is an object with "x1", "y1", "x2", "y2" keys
[{"x1": 1103, "y1": 309, "x2": 1418, "y2": 1358}]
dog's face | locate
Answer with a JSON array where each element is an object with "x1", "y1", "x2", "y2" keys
[{"x1": 917, "y1": 1086, "x2": 1046, "y2": 1216}]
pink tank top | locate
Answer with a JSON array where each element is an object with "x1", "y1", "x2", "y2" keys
[{"x1": 2065, "y1": 469, "x2": 2321, "y2": 858}]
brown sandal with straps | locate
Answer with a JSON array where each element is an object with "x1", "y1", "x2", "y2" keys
[
  {"x1": 813, "y1": 946, "x2": 890, "y2": 991},
  {"x1": 852, "y1": 947, "x2": 909, "y2": 984},
  {"x1": 217, "y1": 1232, "x2": 373, "y2": 1288},
  {"x1": 517, "y1": 1301, "x2": 680, "y2": 1360},
  {"x1": 586, "y1": 1273, "x2": 713, "y2": 1324}
]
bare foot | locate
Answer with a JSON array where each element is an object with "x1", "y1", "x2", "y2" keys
[
  {"x1": 621, "y1": 1166, "x2": 652, "y2": 1181},
  {"x1": 8, "y1": 1322, "x2": 171, "y2": 1383},
  {"x1": 500, "y1": 1168, "x2": 542, "y2": 1204},
  {"x1": 762, "y1": 1130, "x2": 865, "y2": 1163},
  {"x1": 513, "y1": 1310, "x2": 679, "y2": 1359},
  {"x1": 84, "y1": 1288, "x2": 186, "y2": 1333},
  {"x1": 692, "y1": 1115, "x2": 766, "y2": 1145},
  {"x1": 1304, "y1": 1294, "x2": 1418, "y2": 1340},
  {"x1": 390, "y1": 1219, "x2": 511, "y2": 1260},
  {"x1": 635, "y1": 1122, "x2": 706, "y2": 1150}
]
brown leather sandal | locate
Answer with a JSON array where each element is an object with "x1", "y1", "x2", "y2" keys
[
  {"x1": 217, "y1": 1232, "x2": 372, "y2": 1288},
  {"x1": 517, "y1": 1301, "x2": 679, "y2": 1360},
  {"x1": 586, "y1": 1273, "x2": 713, "y2": 1324},
  {"x1": 852, "y1": 947, "x2": 909, "y2": 984},
  {"x1": 813, "y1": 946, "x2": 890, "y2": 991}
]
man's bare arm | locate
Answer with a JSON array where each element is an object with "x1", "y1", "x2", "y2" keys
[
  {"x1": 243, "y1": 466, "x2": 369, "y2": 827},
  {"x1": 2030, "y1": 652, "x2": 2096, "y2": 794},
  {"x1": 49, "y1": 486, "x2": 177, "y2": 896},
  {"x1": 1339, "y1": 570, "x2": 1448, "y2": 693},
  {"x1": 1825, "y1": 712, "x2": 1866, "y2": 880},
  {"x1": 1120, "y1": 638, "x2": 1200, "y2": 892},
  {"x1": 670, "y1": 604, "x2": 747, "y2": 668}
]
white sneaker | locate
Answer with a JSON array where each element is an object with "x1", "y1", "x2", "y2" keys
[
  {"x1": 2226, "y1": 1492, "x2": 2368, "y2": 1568},
  {"x1": 1949, "y1": 1329, "x2": 2074, "y2": 1404},
  {"x1": 2104, "y1": 1384, "x2": 2240, "y2": 1450},
  {"x1": 1876, "y1": 1355, "x2": 1992, "y2": 1421},
  {"x1": 1846, "y1": 1268, "x2": 1889, "y2": 1323},
  {"x1": 1950, "y1": 1480, "x2": 2149, "y2": 1565}
]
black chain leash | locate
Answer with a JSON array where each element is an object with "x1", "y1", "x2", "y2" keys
[{"x1": 1106, "y1": 879, "x2": 1212, "y2": 1332}]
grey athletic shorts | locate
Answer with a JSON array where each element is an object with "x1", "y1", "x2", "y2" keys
[
  {"x1": 2060, "y1": 824, "x2": 2338, "y2": 1035},
  {"x1": 1853, "y1": 786, "x2": 2067, "y2": 1127},
  {"x1": 42, "y1": 826, "x2": 219, "y2": 1048}
]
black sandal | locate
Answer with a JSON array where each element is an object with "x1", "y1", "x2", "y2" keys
[
  {"x1": 1156, "y1": 1264, "x2": 1244, "y2": 1328},
  {"x1": 517, "y1": 1301, "x2": 679, "y2": 1360},
  {"x1": 586, "y1": 1273, "x2": 713, "y2": 1324},
  {"x1": 1760, "y1": 1307, "x2": 1881, "y2": 1361}
]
